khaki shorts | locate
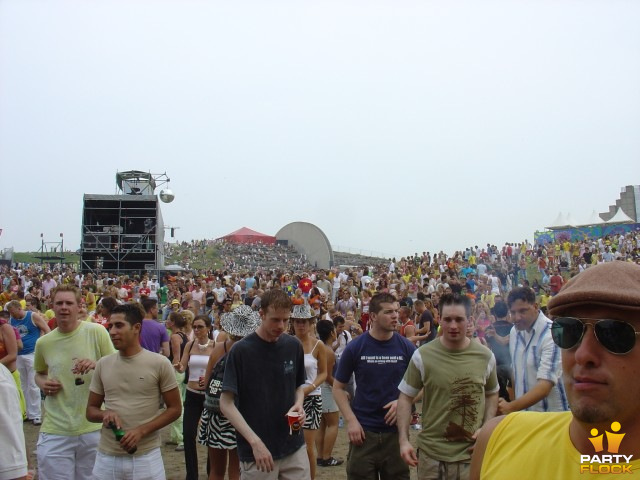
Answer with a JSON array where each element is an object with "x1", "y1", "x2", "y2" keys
[
  {"x1": 241, "y1": 445, "x2": 309, "y2": 480},
  {"x1": 417, "y1": 450, "x2": 470, "y2": 480}
]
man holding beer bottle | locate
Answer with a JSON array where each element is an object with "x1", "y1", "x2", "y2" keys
[
  {"x1": 86, "y1": 302, "x2": 181, "y2": 480},
  {"x1": 34, "y1": 284, "x2": 115, "y2": 480}
]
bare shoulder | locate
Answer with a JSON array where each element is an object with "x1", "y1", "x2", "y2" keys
[
  {"x1": 480, "y1": 415, "x2": 506, "y2": 439},
  {"x1": 470, "y1": 415, "x2": 507, "y2": 480}
]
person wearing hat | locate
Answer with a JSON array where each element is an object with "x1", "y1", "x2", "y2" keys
[
  {"x1": 291, "y1": 304, "x2": 327, "y2": 480},
  {"x1": 162, "y1": 297, "x2": 182, "y2": 322},
  {"x1": 148, "y1": 275, "x2": 159, "y2": 301},
  {"x1": 198, "y1": 306, "x2": 261, "y2": 480},
  {"x1": 471, "y1": 262, "x2": 640, "y2": 479}
]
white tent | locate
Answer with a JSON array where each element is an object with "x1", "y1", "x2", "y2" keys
[
  {"x1": 162, "y1": 264, "x2": 185, "y2": 271},
  {"x1": 564, "y1": 213, "x2": 578, "y2": 227},
  {"x1": 606, "y1": 208, "x2": 635, "y2": 224},
  {"x1": 547, "y1": 212, "x2": 573, "y2": 229},
  {"x1": 578, "y1": 210, "x2": 605, "y2": 227}
]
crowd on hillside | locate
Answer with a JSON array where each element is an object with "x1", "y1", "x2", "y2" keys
[
  {"x1": 215, "y1": 240, "x2": 313, "y2": 272},
  {"x1": 164, "y1": 239, "x2": 215, "y2": 269}
]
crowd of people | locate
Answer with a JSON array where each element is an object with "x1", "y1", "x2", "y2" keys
[
  {"x1": 1, "y1": 229, "x2": 640, "y2": 480},
  {"x1": 215, "y1": 240, "x2": 313, "y2": 272},
  {"x1": 164, "y1": 240, "x2": 216, "y2": 271}
]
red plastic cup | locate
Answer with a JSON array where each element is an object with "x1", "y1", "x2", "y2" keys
[{"x1": 287, "y1": 412, "x2": 302, "y2": 434}]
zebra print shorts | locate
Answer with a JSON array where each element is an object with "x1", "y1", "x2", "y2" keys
[
  {"x1": 303, "y1": 395, "x2": 322, "y2": 430},
  {"x1": 197, "y1": 408, "x2": 236, "y2": 450}
]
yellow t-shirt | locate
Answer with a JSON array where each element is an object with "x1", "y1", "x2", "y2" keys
[
  {"x1": 539, "y1": 294, "x2": 550, "y2": 308},
  {"x1": 33, "y1": 321, "x2": 116, "y2": 435},
  {"x1": 86, "y1": 293, "x2": 97, "y2": 313},
  {"x1": 482, "y1": 411, "x2": 640, "y2": 479},
  {"x1": 481, "y1": 293, "x2": 496, "y2": 309}
]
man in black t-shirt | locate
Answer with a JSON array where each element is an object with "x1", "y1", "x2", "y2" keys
[
  {"x1": 220, "y1": 289, "x2": 309, "y2": 478},
  {"x1": 484, "y1": 301, "x2": 513, "y2": 400},
  {"x1": 414, "y1": 300, "x2": 436, "y2": 344}
]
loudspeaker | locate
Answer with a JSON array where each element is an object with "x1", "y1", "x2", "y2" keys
[{"x1": 80, "y1": 194, "x2": 164, "y2": 274}]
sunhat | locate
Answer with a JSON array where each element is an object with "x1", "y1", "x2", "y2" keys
[
  {"x1": 221, "y1": 305, "x2": 261, "y2": 337},
  {"x1": 291, "y1": 304, "x2": 315, "y2": 320}
]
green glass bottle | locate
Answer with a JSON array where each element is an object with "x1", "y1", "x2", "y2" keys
[{"x1": 108, "y1": 422, "x2": 137, "y2": 454}]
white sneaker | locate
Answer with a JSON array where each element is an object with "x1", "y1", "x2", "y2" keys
[{"x1": 32, "y1": 417, "x2": 42, "y2": 426}]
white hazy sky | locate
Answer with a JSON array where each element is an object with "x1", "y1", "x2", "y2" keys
[{"x1": 1, "y1": 0, "x2": 639, "y2": 259}]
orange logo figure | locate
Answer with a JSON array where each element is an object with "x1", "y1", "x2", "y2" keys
[
  {"x1": 588, "y1": 422, "x2": 625, "y2": 454},
  {"x1": 606, "y1": 422, "x2": 625, "y2": 454},
  {"x1": 588, "y1": 428, "x2": 604, "y2": 453}
]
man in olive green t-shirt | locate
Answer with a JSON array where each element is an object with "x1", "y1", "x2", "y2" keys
[{"x1": 397, "y1": 293, "x2": 499, "y2": 480}]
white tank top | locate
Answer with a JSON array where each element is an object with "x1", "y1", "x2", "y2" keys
[
  {"x1": 304, "y1": 340, "x2": 322, "y2": 396},
  {"x1": 188, "y1": 352, "x2": 210, "y2": 382}
]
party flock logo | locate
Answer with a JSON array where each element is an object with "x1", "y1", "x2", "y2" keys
[{"x1": 580, "y1": 422, "x2": 633, "y2": 474}]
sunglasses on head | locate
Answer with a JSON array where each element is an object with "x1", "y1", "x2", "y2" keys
[{"x1": 551, "y1": 317, "x2": 640, "y2": 355}]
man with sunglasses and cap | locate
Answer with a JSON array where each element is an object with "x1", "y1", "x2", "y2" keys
[
  {"x1": 496, "y1": 286, "x2": 569, "y2": 415},
  {"x1": 471, "y1": 261, "x2": 640, "y2": 479}
]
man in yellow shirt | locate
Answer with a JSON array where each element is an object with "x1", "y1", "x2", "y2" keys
[
  {"x1": 34, "y1": 284, "x2": 115, "y2": 479},
  {"x1": 471, "y1": 262, "x2": 640, "y2": 479}
]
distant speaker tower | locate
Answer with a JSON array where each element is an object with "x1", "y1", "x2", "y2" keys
[{"x1": 79, "y1": 171, "x2": 174, "y2": 274}]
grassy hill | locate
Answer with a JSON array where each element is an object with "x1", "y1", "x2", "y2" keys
[{"x1": 13, "y1": 252, "x2": 80, "y2": 265}]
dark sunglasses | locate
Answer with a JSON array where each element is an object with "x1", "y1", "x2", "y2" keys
[{"x1": 551, "y1": 317, "x2": 640, "y2": 355}]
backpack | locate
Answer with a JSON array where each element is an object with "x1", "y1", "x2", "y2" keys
[{"x1": 204, "y1": 341, "x2": 228, "y2": 412}]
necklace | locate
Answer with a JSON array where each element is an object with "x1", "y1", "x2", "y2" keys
[{"x1": 196, "y1": 341, "x2": 210, "y2": 352}]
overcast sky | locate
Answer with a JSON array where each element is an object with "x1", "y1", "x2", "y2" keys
[{"x1": 1, "y1": 0, "x2": 639, "y2": 259}]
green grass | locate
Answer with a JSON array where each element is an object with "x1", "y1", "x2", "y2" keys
[
  {"x1": 163, "y1": 243, "x2": 222, "y2": 271},
  {"x1": 13, "y1": 252, "x2": 80, "y2": 265}
]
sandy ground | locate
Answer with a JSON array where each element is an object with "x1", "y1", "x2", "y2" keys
[{"x1": 23, "y1": 414, "x2": 421, "y2": 480}]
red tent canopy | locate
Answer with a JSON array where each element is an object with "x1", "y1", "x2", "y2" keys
[{"x1": 218, "y1": 227, "x2": 276, "y2": 245}]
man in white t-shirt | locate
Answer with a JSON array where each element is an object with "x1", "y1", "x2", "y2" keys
[
  {"x1": 42, "y1": 273, "x2": 58, "y2": 298},
  {"x1": 213, "y1": 281, "x2": 227, "y2": 305},
  {"x1": 331, "y1": 316, "x2": 353, "y2": 361},
  {"x1": 148, "y1": 276, "x2": 159, "y2": 301},
  {"x1": 332, "y1": 270, "x2": 342, "y2": 303},
  {"x1": 488, "y1": 270, "x2": 501, "y2": 295},
  {"x1": 0, "y1": 363, "x2": 28, "y2": 480},
  {"x1": 360, "y1": 269, "x2": 372, "y2": 291}
]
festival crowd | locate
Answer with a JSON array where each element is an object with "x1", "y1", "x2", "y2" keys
[{"x1": 1, "y1": 230, "x2": 640, "y2": 480}]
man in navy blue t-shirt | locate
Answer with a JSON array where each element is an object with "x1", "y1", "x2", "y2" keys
[{"x1": 334, "y1": 292, "x2": 415, "y2": 479}]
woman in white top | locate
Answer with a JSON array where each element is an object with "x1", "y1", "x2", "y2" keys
[
  {"x1": 314, "y1": 319, "x2": 343, "y2": 467},
  {"x1": 178, "y1": 315, "x2": 215, "y2": 480},
  {"x1": 292, "y1": 305, "x2": 327, "y2": 480}
]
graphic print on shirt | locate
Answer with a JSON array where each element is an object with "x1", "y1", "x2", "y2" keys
[
  {"x1": 444, "y1": 376, "x2": 479, "y2": 442},
  {"x1": 283, "y1": 359, "x2": 294, "y2": 375}
]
